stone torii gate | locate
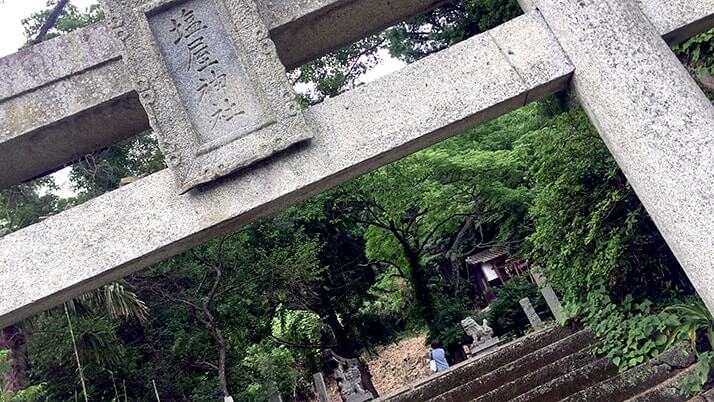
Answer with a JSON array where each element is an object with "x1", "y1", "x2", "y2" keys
[{"x1": 0, "y1": 0, "x2": 713, "y2": 328}]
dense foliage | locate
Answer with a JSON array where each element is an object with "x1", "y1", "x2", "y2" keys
[{"x1": 2, "y1": 0, "x2": 714, "y2": 400}]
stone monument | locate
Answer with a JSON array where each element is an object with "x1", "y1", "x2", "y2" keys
[
  {"x1": 532, "y1": 270, "x2": 564, "y2": 321},
  {"x1": 519, "y1": 297, "x2": 544, "y2": 331},
  {"x1": 266, "y1": 381, "x2": 282, "y2": 402},
  {"x1": 461, "y1": 316, "x2": 500, "y2": 356},
  {"x1": 330, "y1": 354, "x2": 373, "y2": 402},
  {"x1": 313, "y1": 373, "x2": 329, "y2": 402}
]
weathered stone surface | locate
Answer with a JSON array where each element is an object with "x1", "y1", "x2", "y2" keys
[
  {"x1": 313, "y1": 373, "x2": 329, "y2": 402},
  {"x1": 519, "y1": 298, "x2": 544, "y2": 331},
  {"x1": 378, "y1": 326, "x2": 580, "y2": 402},
  {"x1": 0, "y1": 23, "x2": 119, "y2": 100},
  {"x1": 461, "y1": 317, "x2": 500, "y2": 356},
  {"x1": 432, "y1": 331, "x2": 597, "y2": 402},
  {"x1": 0, "y1": 13, "x2": 574, "y2": 327},
  {"x1": 0, "y1": 0, "x2": 711, "y2": 190},
  {"x1": 100, "y1": 0, "x2": 312, "y2": 192},
  {"x1": 510, "y1": 357, "x2": 617, "y2": 402},
  {"x1": 471, "y1": 349, "x2": 595, "y2": 402},
  {"x1": 0, "y1": 23, "x2": 145, "y2": 188},
  {"x1": 488, "y1": 11, "x2": 570, "y2": 102},
  {"x1": 562, "y1": 342, "x2": 696, "y2": 402},
  {"x1": 329, "y1": 353, "x2": 373, "y2": 402},
  {"x1": 258, "y1": 0, "x2": 448, "y2": 68},
  {"x1": 688, "y1": 387, "x2": 714, "y2": 402},
  {"x1": 519, "y1": 0, "x2": 714, "y2": 41},
  {"x1": 0, "y1": 0, "x2": 446, "y2": 189},
  {"x1": 638, "y1": 0, "x2": 714, "y2": 44},
  {"x1": 531, "y1": 0, "x2": 714, "y2": 315}
]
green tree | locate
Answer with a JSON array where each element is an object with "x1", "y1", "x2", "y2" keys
[
  {"x1": 294, "y1": 0, "x2": 522, "y2": 103},
  {"x1": 516, "y1": 107, "x2": 689, "y2": 304}
]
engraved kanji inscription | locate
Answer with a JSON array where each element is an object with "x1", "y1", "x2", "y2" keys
[
  {"x1": 149, "y1": 0, "x2": 267, "y2": 144},
  {"x1": 100, "y1": 0, "x2": 313, "y2": 193}
]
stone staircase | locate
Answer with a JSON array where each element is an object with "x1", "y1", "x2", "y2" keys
[{"x1": 376, "y1": 326, "x2": 699, "y2": 402}]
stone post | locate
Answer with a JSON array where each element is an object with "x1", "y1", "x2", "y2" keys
[
  {"x1": 313, "y1": 373, "x2": 329, "y2": 402},
  {"x1": 267, "y1": 381, "x2": 283, "y2": 402},
  {"x1": 532, "y1": 271, "x2": 564, "y2": 321},
  {"x1": 519, "y1": 297, "x2": 544, "y2": 331},
  {"x1": 524, "y1": 0, "x2": 714, "y2": 314}
]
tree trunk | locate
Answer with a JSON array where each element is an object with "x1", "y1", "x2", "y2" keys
[
  {"x1": 447, "y1": 214, "x2": 475, "y2": 296},
  {"x1": 215, "y1": 328, "x2": 229, "y2": 398},
  {"x1": 202, "y1": 299, "x2": 229, "y2": 397},
  {"x1": 403, "y1": 244, "x2": 434, "y2": 322},
  {"x1": 31, "y1": 0, "x2": 70, "y2": 44},
  {"x1": 321, "y1": 304, "x2": 378, "y2": 397},
  {"x1": 322, "y1": 305, "x2": 354, "y2": 357},
  {"x1": 0, "y1": 325, "x2": 27, "y2": 392}
]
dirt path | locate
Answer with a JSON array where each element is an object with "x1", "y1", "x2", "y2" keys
[{"x1": 364, "y1": 333, "x2": 432, "y2": 396}]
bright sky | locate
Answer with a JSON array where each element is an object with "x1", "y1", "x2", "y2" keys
[
  {"x1": 0, "y1": 0, "x2": 405, "y2": 198},
  {"x1": 0, "y1": 0, "x2": 98, "y2": 57}
]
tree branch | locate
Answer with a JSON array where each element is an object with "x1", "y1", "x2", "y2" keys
[
  {"x1": 191, "y1": 361, "x2": 219, "y2": 371},
  {"x1": 31, "y1": 0, "x2": 70, "y2": 45},
  {"x1": 419, "y1": 212, "x2": 471, "y2": 253},
  {"x1": 268, "y1": 335, "x2": 336, "y2": 350}
]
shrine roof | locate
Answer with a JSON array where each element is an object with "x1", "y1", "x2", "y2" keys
[{"x1": 466, "y1": 246, "x2": 509, "y2": 265}]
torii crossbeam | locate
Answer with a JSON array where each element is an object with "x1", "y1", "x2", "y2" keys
[{"x1": 0, "y1": 0, "x2": 713, "y2": 328}]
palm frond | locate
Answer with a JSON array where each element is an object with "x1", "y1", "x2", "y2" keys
[{"x1": 66, "y1": 282, "x2": 149, "y2": 322}]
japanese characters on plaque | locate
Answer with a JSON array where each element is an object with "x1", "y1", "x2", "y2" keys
[
  {"x1": 100, "y1": 0, "x2": 313, "y2": 193},
  {"x1": 169, "y1": 8, "x2": 242, "y2": 131},
  {"x1": 149, "y1": 0, "x2": 269, "y2": 147}
]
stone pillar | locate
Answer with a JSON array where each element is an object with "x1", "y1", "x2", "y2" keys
[
  {"x1": 268, "y1": 381, "x2": 283, "y2": 402},
  {"x1": 313, "y1": 373, "x2": 329, "y2": 402},
  {"x1": 519, "y1": 297, "x2": 544, "y2": 331},
  {"x1": 524, "y1": 0, "x2": 714, "y2": 312},
  {"x1": 532, "y1": 271, "x2": 564, "y2": 321}
]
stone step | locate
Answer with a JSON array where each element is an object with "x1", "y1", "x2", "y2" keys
[
  {"x1": 377, "y1": 326, "x2": 577, "y2": 402},
  {"x1": 563, "y1": 342, "x2": 696, "y2": 402},
  {"x1": 627, "y1": 363, "x2": 699, "y2": 402},
  {"x1": 469, "y1": 348, "x2": 597, "y2": 402},
  {"x1": 509, "y1": 356, "x2": 618, "y2": 402},
  {"x1": 428, "y1": 329, "x2": 597, "y2": 402}
]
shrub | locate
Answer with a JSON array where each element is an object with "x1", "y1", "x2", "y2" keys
[
  {"x1": 428, "y1": 295, "x2": 469, "y2": 347},
  {"x1": 584, "y1": 288, "x2": 680, "y2": 371}
]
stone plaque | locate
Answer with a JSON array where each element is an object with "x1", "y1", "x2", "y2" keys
[{"x1": 99, "y1": 0, "x2": 312, "y2": 193}]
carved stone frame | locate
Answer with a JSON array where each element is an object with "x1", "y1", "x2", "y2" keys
[{"x1": 102, "y1": 0, "x2": 312, "y2": 193}]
